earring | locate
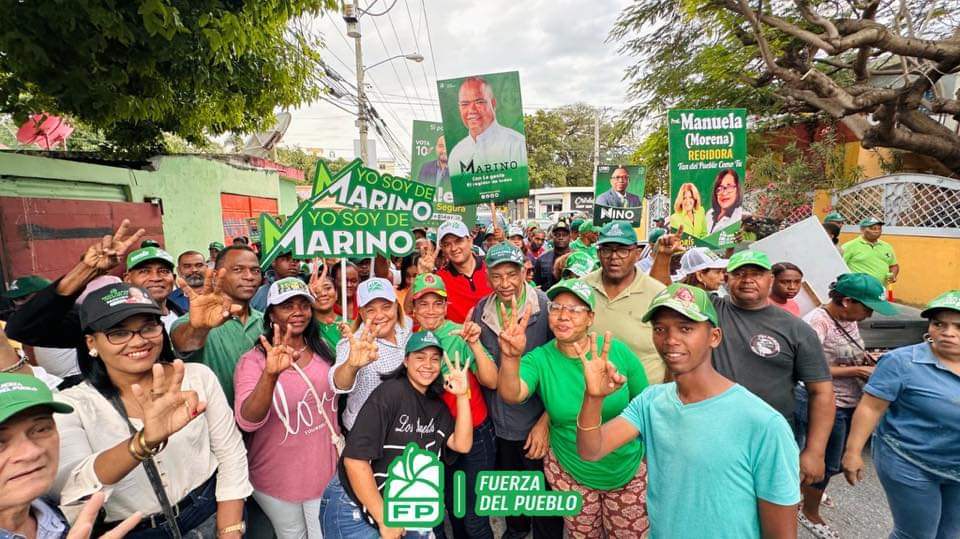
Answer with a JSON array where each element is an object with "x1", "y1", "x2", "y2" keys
[
  {"x1": 89, "y1": 349, "x2": 99, "y2": 357},
  {"x1": 923, "y1": 333, "x2": 933, "y2": 344}
]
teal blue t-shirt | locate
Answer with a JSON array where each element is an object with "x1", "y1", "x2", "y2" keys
[{"x1": 619, "y1": 383, "x2": 800, "y2": 538}]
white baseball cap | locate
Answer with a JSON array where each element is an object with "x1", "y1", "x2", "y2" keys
[
  {"x1": 357, "y1": 277, "x2": 397, "y2": 307},
  {"x1": 267, "y1": 277, "x2": 315, "y2": 307},
  {"x1": 437, "y1": 219, "x2": 470, "y2": 245},
  {"x1": 673, "y1": 247, "x2": 729, "y2": 281},
  {"x1": 507, "y1": 225, "x2": 524, "y2": 238}
]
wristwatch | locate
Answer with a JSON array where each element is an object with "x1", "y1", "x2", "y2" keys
[{"x1": 217, "y1": 522, "x2": 245, "y2": 537}]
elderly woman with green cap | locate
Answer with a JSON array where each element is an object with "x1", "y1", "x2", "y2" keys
[
  {"x1": 497, "y1": 278, "x2": 650, "y2": 537},
  {"x1": 319, "y1": 331, "x2": 473, "y2": 539},
  {"x1": 841, "y1": 289, "x2": 960, "y2": 539}
]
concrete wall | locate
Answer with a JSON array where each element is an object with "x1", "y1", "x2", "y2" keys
[{"x1": 0, "y1": 152, "x2": 294, "y2": 261}]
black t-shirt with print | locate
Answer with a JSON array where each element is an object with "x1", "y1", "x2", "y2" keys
[
  {"x1": 710, "y1": 295, "x2": 830, "y2": 426},
  {"x1": 337, "y1": 377, "x2": 458, "y2": 521}
]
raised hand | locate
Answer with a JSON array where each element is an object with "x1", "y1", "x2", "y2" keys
[
  {"x1": 261, "y1": 324, "x2": 295, "y2": 375},
  {"x1": 577, "y1": 331, "x2": 626, "y2": 398},
  {"x1": 417, "y1": 241, "x2": 437, "y2": 274},
  {"x1": 443, "y1": 351, "x2": 471, "y2": 396},
  {"x1": 656, "y1": 224, "x2": 686, "y2": 256},
  {"x1": 347, "y1": 328, "x2": 379, "y2": 368},
  {"x1": 82, "y1": 219, "x2": 146, "y2": 273},
  {"x1": 497, "y1": 296, "x2": 532, "y2": 359},
  {"x1": 131, "y1": 360, "x2": 207, "y2": 448},
  {"x1": 490, "y1": 203, "x2": 505, "y2": 243},
  {"x1": 308, "y1": 260, "x2": 328, "y2": 299},
  {"x1": 179, "y1": 268, "x2": 242, "y2": 330},
  {"x1": 450, "y1": 307, "x2": 481, "y2": 344}
]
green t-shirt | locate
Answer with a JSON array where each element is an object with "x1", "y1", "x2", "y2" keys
[
  {"x1": 317, "y1": 316, "x2": 344, "y2": 352},
  {"x1": 842, "y1": 236, "x2": 897, "y2": 285},
  {"x1": 519, "y1": 336, "x2": 648, "y2": 490},
  {"x1": 432, "y1": 320, "x2": 481, "y2": 375},
  {"x1": 172, "y1": 309, "x2": 264, "y2": 406},
  {"x1": 569, "y1": 239, "x2": 585, "y2": 251}
]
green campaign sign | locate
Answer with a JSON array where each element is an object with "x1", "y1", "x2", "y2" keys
[
  {"x1": 593, "y1": 164, "x2": 645, "y2": 226},
  {"x1": 437, "y1": 70, "x2": 529, "y2": 205},
  {"x1": 668, "y1": 109, "x2": 747, "y2": 248},
  {"x1": 410, "y1": 120, "x2": 477, "y2": 228},
  {"x1": 259, "y1": 159, "x2": 432, "y2": 267}
]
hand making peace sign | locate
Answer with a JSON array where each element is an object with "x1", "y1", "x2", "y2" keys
[
  {"x1": 130, "y1": 360, "x2": 207, "y2": 448},
  {"x1": 417, "y1": 240, "x2": 437, "y2": 274},
  {"x1": 576, "y1": 331, "x2": 627, "y2": 398},
  {"x1": 260, "y1": 323, "x2": 296, "y2": 375},
  {"x1": 308, "y1": 260, "x2": 329, "y2": 299},
  {"x1": 178, "y1": 268, "x2": 243, "y2": 330},
  {"x1": 497, "y1": 295, "x2": 532, "y2": 359},
  {"x1": 82, "y1": 219, "x2": 146, "y2": 273},
  {"x1": 346, "y1": 327, "x2": 379, "y2": 368},
  {"x1": 443, "y1": 350, "x2": 472, "y2": 396},
  {"x1": 449, "y1": 307, "x2": 481, "y2": 344}
]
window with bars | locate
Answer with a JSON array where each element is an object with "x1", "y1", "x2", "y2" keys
[{"x1": 832, "y1": 174, "x2": 960, "y2": 237}]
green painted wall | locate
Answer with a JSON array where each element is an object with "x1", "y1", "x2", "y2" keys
[{"x1": 0, "y1": 152, "x2": 292, "y2": 260}]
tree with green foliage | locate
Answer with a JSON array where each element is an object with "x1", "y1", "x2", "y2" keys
[
  {"x1": 0, "y1": 1, "x2": 335, "y2": 157},
  {"x1": 274, "y1": 146, "x2": 349, "y2": 184},
  {"x1": 524, "y1": 104, "x2": 638, "y2": 189},
  {"x1": 613, "y1": 0, "x2": 960, "y2": 175}
]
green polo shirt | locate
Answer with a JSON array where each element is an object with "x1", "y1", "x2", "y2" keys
[
  {"x1": 584, "y1": 268, "x2": 667, "y2": 384},
  {"x1": 317, "y1": 316, "x2": 344, "y2": 352},
  {"x1": 842, "y1": 236, "x2": 897, "y2": 285},
  {"x1": 172, "y1": 309, "x2": 264, "y2": 405}
]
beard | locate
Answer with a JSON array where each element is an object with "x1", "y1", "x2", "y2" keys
[{"x1": 183, "y1": 273, "x2": 205, "y2": 288}]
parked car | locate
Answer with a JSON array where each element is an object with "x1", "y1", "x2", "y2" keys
[{"x1": 859, "y1": 302, "x2": 927, "y2": 351}]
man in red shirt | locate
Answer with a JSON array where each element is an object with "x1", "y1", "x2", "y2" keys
[{"x1": 437, "y1": 220, "x2": 493, "y2": 323}]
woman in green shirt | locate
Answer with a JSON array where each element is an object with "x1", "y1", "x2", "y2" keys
[
  {"x1": 669, "y1": 182, "x2": 708, "y2": 238},
  {"x1": 309, "y1": 263, "x2": 345, "y2": 351},
  {"x1": 497, "y1": 278, "x2": 650, "y2": 537}
]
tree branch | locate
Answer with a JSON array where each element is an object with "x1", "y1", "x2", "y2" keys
[{"x1": 795, "y1": 0, "x2": 840, "y2": 38}]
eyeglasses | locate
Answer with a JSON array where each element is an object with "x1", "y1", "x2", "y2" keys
[
  {"x1": 547, "y1": 302, "x2": 591, "y2": 315},
  {"x1": 103, "y1": 323, "x2": 164, "y2": 345},
  {"x1": 715, "y1": 184, "x2": 738, "y2": 194},
  {"x1": 598, "y1": 245, "x2": 636, "y2": 259}
]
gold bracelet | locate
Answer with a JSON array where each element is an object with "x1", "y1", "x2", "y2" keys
[
  {"x1": 128, "y1": 435, "x2": 148, "y2": 461},
  {"x1": 217, "y1": 522, "x2": 246, "y2": 537},
  {"x1": 576, "y1": 415, "x2": 602, "y2": 431},
  {"x1": 136, "y1": 430, "x2": 166, "y2": 457}
]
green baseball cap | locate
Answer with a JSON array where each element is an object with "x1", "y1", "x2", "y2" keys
[
  {"x1": 920, "y1": 290, "x2": 960, "y2": 319},
  {"x1": 485, "y1": 242, "x2": 525, "y2": 269},
  {"x1": 859, "y1": 216, "x2": 884, "y2": 227},
  {"x1": 405, "y1": 330, "x2": 444, "y2": 354},
  {"x1": 578, "y1": 221, "x2": 599, "y2": 234},
  {"x1": 571, "y1": 218, "x2": 584, "y2": 230},
  {"x1": 126, "y1": 246, "x2": 175, "y2": 271},
  {"x1": 411, "y1": 273, "x2": 447, "y2": 301},
  {"x1": 834, "y1": 273, "x2": 898, "y2": 316},
  {"x1": 3, "y1": 276, "x2": 52, "y2": 299},
  {"x1": 726, "y1": 250, "x2": 772, "y2": 272},
  {"x1": 209, "y1": 241, "x2": 225, "y2": 251},
  {"x1": 563, "y1": 251, "x2": 597, "y2": 278},
  {"x1": 823, "y1": 211, "x2": 845, "y2": 224},
  {"x1": 648, "y1": 228, "x2": 666, "y2": 245},
  {"x1": 546, "y1": 279, "x2": 596, "y2": 310},
  {"x1": 597, "y1": 221, "x2": 638, "y2": 246},
  {"x1": 0, "y1": 374, "x2": 73, "y2": 424},
  {"x1": 642, "y1": 283, "x2": 719, "y2": 326}
]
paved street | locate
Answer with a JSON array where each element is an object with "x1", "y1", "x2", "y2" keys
[{"x1": 799, "y1": 452, "x2": 893, "y2": 539}]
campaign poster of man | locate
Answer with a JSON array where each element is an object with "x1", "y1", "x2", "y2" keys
[
  {"x1": 593, "y1": 164, "x2": 645, "y2": 226},
  {"x1": 667, "y1": 108, "x2": 748, "y2": 248},
  {"x1": 410, "y1": 120, "x2": 476, "y2": 227},
  {"x1": 437, "y1": 71, "x2": 529, "y2": 205}
]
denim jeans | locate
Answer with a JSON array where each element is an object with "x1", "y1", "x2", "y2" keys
[
  {"x1": 125, "y1": 475, "x2": 218, "y2": 538},
  {"x1": 318, "y1": 476, "x2": 434, "y2": 539},
  {"x1": 437, "y1": 419, "x2": 496, "y2": 539},
  {"x1": 873, "y1": 435, "x2": 960, "y2": 539},
  {"x1": 794, "y1": 387, "x2": 856, "y2": 490}
]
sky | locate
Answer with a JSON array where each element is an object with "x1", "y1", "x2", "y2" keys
[{"x1": 279, "y1": 0, "x2": 636, "y2": 172}]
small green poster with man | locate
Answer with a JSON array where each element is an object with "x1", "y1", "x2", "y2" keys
[
  {"x1": 437, "y1": 70, "x2": 529, "y2": 205},
  {"x1": 593, "y1": 164, "x2": 645, "y2": 226},
  {"x1": 667, "y1": 108, "x2": 747, "y2": 248},
  {"x1": 410, "y1": 120, "x2": 477, "y2": 228}
]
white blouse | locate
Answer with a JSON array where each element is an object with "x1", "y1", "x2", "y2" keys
[{"x1": 53, "y1": 363, "x2": 252, "y2": 523}]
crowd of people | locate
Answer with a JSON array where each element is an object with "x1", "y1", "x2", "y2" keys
[{"x1": 0, "y1": 212, "x2": 957, "y2": 539}]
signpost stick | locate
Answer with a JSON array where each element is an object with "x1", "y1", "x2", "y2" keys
[{"x1": 341, "y1": 257, "x2": 348, "y2": 321}]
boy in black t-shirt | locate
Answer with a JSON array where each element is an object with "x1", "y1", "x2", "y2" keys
[{"x1": 318, "y1": 331, "x2": 474, "y2": 539}]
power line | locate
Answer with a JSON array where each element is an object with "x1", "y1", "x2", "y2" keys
[
  {"x1": 384, "y1": 7, "x2": 431, "y2": 118},
  {"x1": 420, "y1": 0, "x2": 441, "y2": 92},
  {"x1": 403, "y1": 0, "x2": 439, "y2": 117},
  {"x1": 366, "y1": 7, "x2": 428, "y2": 118}
]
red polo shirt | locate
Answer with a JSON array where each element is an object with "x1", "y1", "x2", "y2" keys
[{"x1": 437, "y1": 255, "x2": 492, "y2": 323}]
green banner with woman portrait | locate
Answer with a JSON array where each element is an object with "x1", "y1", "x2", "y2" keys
[
  {"x1": 410, "y1": 120, "x2": 477, "y2": 228},
  {"x1": 667, "y1": 109, "x2": 747, "y2": 248},
  {"x1": 437, "y1": 70, "x2": 529, "y2": 205}
]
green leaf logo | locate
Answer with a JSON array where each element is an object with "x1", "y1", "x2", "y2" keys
[{"x1": 383, "y1": 443, "x2": 445, "y2": 528}]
